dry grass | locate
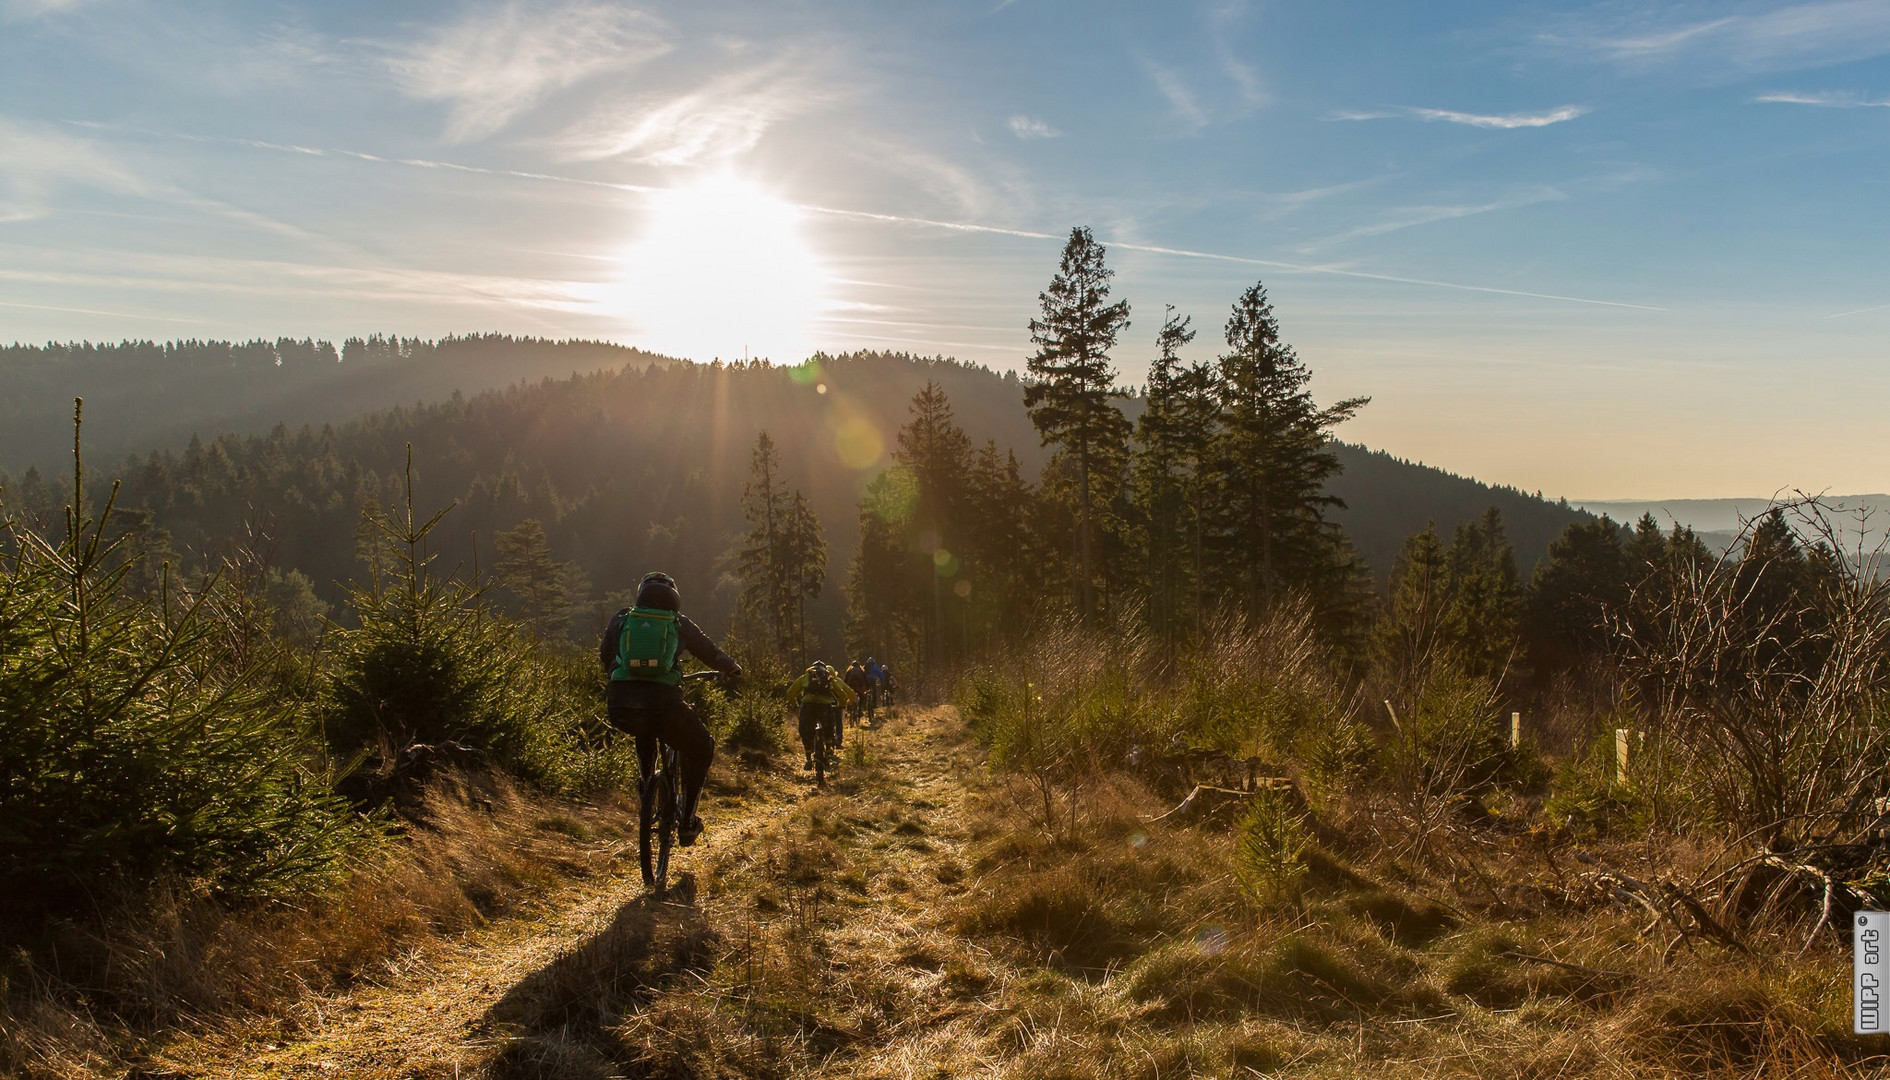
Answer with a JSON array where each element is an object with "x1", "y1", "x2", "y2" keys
[
  {"x1": 0, "y1": 770, "x2": 637, "y2": 1079},
  {"x1": 5, "y1": 708, "x2": 1887, "y2": 1078}
]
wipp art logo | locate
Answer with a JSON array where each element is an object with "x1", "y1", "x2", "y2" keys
[{"x1": 1858, "y1": 912, "x2": 1889, "y2": 1034}]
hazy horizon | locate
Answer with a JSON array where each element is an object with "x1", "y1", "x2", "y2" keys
[{"x1": 5, "y1": 0, "x2": 1890, "y2": 499}]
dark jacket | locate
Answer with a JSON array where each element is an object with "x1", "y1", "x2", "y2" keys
[{"x1": 600, "y1": 608, "x2": 740, "y2": 708}]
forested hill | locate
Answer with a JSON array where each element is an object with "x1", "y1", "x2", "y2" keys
[
  {"x1": 1326, "y1": 443, "x2": 1589, "y2": 582},
  {"x1": 0, "y1": 346, "x2": 1587, "y2": 649},
  {"x1": 0, "y1": 334, "x2": 673, "y2": 474}
]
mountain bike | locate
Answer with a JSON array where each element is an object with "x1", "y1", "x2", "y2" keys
[
  {"x1": 811, "y1": 703, "x2": 839, "y2": 787},
  {"x1": 639, "y1": 670, "x2": 721, "y2": 896}
]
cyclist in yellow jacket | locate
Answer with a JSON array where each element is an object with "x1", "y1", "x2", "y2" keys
[{"x1": 786, "y1": 661, "x2": 856, "y2": 770}]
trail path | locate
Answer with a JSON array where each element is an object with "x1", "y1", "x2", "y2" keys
[{"x1": 156, "y1": 706, "x2": 987, "y2": 1079}]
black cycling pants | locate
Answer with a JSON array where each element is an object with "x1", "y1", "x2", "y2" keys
[
  {"x1": 608, "y1": 701, "x2": 715, "y2": 819},
  {"x1": 798, "y1": 701, "x2": 842, "y2": 755}
]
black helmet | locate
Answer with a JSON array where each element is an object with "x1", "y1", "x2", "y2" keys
[{"x1": 636, "y1": 571, "x2": 680, "y2": 611}]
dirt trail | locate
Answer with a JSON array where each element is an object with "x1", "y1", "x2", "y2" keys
[{"x1": 155, "y1": 706, "x2": 985, "y2": 1079}]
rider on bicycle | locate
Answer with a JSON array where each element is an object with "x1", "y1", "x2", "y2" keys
[
  {"x1": 843, "y1": 660, "x2": 873, "y2": 723},
  {"x1": 786, "y1": 661, "x2": 855, "y2": 770},
  {"x1": 879, "y1": 664, "x2": 897, "y2": 708},
  {"x1": 600, "y1": 572, "x2": 742, "y2": 847}
]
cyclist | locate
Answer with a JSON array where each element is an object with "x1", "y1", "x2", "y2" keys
[
  {"x1": 786, "y1": 660, "x2": 855, "y2": 770},
  {"x1": 600, "y1": 572, "x2": 742, "y2": 847},
  {"x1": 843, "y1": 660, "x2": 873, "y2": 725},
  {"x1": 879, "y1": 664, "x2": 898, "y2": 710}
]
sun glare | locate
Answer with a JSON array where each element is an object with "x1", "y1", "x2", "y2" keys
[{"x1": 614, "y1": 176, "x2": 826, "y2": 363}]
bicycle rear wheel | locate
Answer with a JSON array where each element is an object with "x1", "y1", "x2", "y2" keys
[
  {"x1": 638, "y1": 774, "x2": 658, "y2": 888},
  {"x1": 814, "y1": 720, "x2": 828, "y2": 786},
  {"x1": 640, "y1": 745, "x2": 680, "y2": 894}
]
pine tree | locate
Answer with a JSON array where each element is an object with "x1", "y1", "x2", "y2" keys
[
  {"x1": 1209, "y1": 280, "x2": 1367, "y2": 620},
  {"x1": 1442, "y1": 507, "x2": 1522, "y2": 681},
  {"x1": 1375, "y1": 523, "x2": 1450, "y2": 705},
  {"x1": 494, "y1": 518, "x2": 571, "y2": 639},
  {"x1": 894, "y1": 382, "x2": 974, "y2": 665},
  {"x1": 777, "y1": 489, "x2": 828, "y2": 663},
  {"x1": 1130, "y1": 306, "x2": 1200, "y2": 638},
  {"x1": 1025, "y1": 226, "x2": 1131, "y2": 620},
  {"x1": 845, "y1": 468, "x2": 923, "y2": 673},
  {"x1": 738, "y1": 432, "x2": 793, "y2": 656}
]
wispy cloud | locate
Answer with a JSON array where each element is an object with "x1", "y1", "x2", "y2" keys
[
  {"x1": 0, "y1": 119, "x2": 146, "y2": 221},
  {"x1": 1550, "y1": 1, "x2": 1890, "y2": 74},
  {"x1": 1142, "y1": 60, "x2": 1208, "y2": 130},
  {"x1": 1207, "y1": 2, "x2": 1268, "y2": 109},
  {"x1": 556, "y1": 59, "x2": 817, "y2": 166},
  {"x1": 390, "y1": 2, "x2": 671, "y2": 142},
  {"x1": 1411, "y1": 105, "x2": 1588, "y2": 128},
  {"x1": 1332, "y1": 104, "x2": 1588, "y2": 128},
  {"x1": 1755, "y1": 90, "x2": 1890, "y2": 107},
  {"x1": 1007, "y1": 115, "x2": 1060, "y2": 139},
  {"x1": 0, "y1": 0, "x2": 92, "y2": 18}
]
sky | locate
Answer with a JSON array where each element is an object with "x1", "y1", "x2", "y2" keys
[{"x1": 2, "y1": 0, "x2": 1888, "y2": 500}]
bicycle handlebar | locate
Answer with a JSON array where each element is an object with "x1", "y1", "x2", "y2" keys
[{"x1": 679, "y1": 670, "x2": 724, "y2": 683}]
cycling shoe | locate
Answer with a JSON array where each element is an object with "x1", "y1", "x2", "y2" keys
[{"x1": 678, "y1": 815, "x2": 704, "y2": 847}]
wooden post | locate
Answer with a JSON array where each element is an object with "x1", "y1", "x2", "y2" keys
[
  {"x1": 1615, "y1": 728, "x2": 1631, "y2": 786},
  {"x1": 1510, "y1": 711, "x2": 1521, "y2": 749}
]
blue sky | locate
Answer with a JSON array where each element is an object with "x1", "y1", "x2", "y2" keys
[{"x1": 2, "y1": 0, "x2": 1888, "y2": 499}]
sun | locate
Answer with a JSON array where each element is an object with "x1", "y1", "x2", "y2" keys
[{"x1": 613, "y1": 175, "x2": 826, "y2": 363}]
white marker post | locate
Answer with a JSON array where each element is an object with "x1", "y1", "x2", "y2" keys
[
  {"x1": 1510, "y1": 711, "x2": 1521, "y2": 749},
  {"x1": 1859, "y1": 911, "x2": 1889, "y2": 1034}
]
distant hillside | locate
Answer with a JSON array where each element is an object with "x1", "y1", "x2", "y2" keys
[
  {"x1": 0, "y1": 334, "x2": 674, "y2": 474},
  {"x1": 1329, "y1": 445, "x2": 1590, "y2": 577},
  {"x1": 1, "y1": 341, "x2": 1592, "y2": 648},
  {"x1": 1574, "y1": 495, "x2": 1890, "y2": 556}
]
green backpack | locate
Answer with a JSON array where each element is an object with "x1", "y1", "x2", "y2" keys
[{"x1": 612, "y1": 607, "x2": 681, "y2": 686}]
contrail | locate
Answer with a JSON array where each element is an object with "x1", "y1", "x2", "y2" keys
[
  {"x1": 0, "y1": 298, "x2": 202, "y2": 323},
  {"x1": 1828, "y1": 302, "x2": 1890, "y2": 319},
  {"x1": 67, "y1": 120, "x2": 1664, "y2": 311}
]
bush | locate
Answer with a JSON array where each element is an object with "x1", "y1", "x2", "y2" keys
[
  {"x1": 695, "y1": 678, "x2": 786, "y2": 753},
  {"x1": 322, "y1": 479, "x2": 619, "y2": 799},
  {"x1": 0, "y1": 476, "x2": 363, "y2": 906}
]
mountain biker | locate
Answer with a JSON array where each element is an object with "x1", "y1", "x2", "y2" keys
[
  {"x1": 843, "y1": 660, "x2": 873, "y2": 724},
  {"x1": 879, "y1": 663, "x2": 898, "y2": 709},
  {"x1": 862, "y1": 656, "x2": 884, "y2": 718},
  {"x1": 600, "y1": 572, "x2": 742, "y2": 847},
  {"x1": 786, "y1": 660, "x2": 855, "y2": 770}
]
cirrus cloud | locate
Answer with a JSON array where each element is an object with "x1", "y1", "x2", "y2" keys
[
  {"x1": 1332, "y1": 104, "x2": 1589, "y2": 129},
  {"x1": 390, "y1": 2, "x2": 672, "y2": 143}
]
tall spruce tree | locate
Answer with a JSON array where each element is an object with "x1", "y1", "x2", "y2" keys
[
  {"x1": 1210, "y1": 280, "x2": 1367, "y2": 619},
  {"x1": 738, "y1": 431, "x2": 804, "y2": 658},
  {"x1": 1131, "y1": 306, "x2": 1199, "y2": 638},
  {"x1": 777, "y1": 490, "x2": 828, "y2": 663},
  {"x1": 845, "y1": 468, "x2": 923, "y2": 674},
  {"x1": 1025, "y1": 226, "x2": 1131, "y2": 620},
  {"x1": 894, "y1": 382, "x2": 974, "y2": 667}
]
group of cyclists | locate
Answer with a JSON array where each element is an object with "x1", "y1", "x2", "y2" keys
[
  {"x1": 599, "y1": 570, "x2": 900, "y2": 874},
  {"x1": 785, "y1": 656, "x2": 897, "y2": 770}
]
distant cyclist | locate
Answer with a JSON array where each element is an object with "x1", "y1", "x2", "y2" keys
[
  {"x1": 786, "y1": 661, "x2": 855, "y2": 770},
  {"x1": 878, "y1": 663, "x2": 898, "y2": 710},
  {"x1": 843, "y1": 660, "x2": 873, "y2": 724},
  {"x1": 864, "y1": 656, "x2": 886, "y2": 717},
  {"x1": 600, "y1": 572, "x2": 742, "y2": 847}
]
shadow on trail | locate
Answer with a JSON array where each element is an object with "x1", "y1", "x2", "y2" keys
[{"x1": 477, "y1": 876, "x2": 719, "y2": 1079}]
